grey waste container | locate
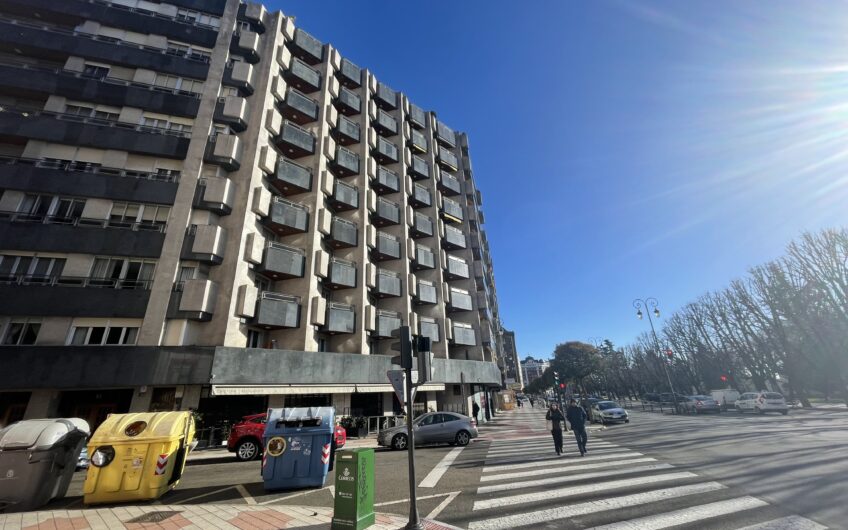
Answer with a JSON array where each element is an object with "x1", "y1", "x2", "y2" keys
[{"x1": 0, "y1": 418, "x2": 90, "y2": 513}]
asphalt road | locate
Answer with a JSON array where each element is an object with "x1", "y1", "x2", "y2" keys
[{"x1": 49, "y1": 406, "x2": 845, "y2": 528}]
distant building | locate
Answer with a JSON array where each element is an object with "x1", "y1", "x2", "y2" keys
[
  {"x1": 521, "y1": 357, "x2": 549, "y2": 387},
  {"x1": 501, "y1": 330, "x2": 523, "y2": 389}
]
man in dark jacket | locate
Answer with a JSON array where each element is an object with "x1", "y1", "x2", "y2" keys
[
  {"x1": 472, "y1": 400, "x2": 481, "y2": 426},
  {"x1": 546, "y1": 403, "x2": 567, "y2": 455},
  {"x1": 566, "y1": 399, "x2": 589, "y2": 456}
]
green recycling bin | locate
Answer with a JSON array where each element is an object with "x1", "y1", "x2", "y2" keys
[{"x1": 331, "y1": 448, "x2": 375, "y2": 530}]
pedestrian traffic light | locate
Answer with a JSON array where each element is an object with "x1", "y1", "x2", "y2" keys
[
  {"x1": 720, "y1": 374, "x2": 728, "y2": 382},
  {"x1": 390, "y1": 326, "x2": 413, "y2": 370}
]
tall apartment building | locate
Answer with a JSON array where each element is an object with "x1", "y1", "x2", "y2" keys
[
  {"x1": 521, "y1": 357, "x2": 549, "y2": 388},
  {"x1": 0, "y1": 0, "x2": 506, "y2": 428},
  {"x1": 501, "y1": 330, "x2": 523, "y2": 390}
]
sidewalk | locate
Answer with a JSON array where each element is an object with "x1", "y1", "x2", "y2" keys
[{"x1": 0, "y1": 505, "x2": 462, "y2": 530}]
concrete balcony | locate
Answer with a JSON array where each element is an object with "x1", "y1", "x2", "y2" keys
[
  {"x1": 326, "y1": 258, "x2": 357, "y2": 290},
  {"x1": 274, "y1": 121, "x2": 316, "y2": 159},
  {"x1": 451, "y1": 324, "x2": 476, "y2": 346},
  {"x1": 335, "y1": 87, "x2": 361, "y2": 116},
  {"x1": 176, "y1": 279, "x2": 218, "y2": 321},
  {"x1": 279, "y1": 88, "x2": 318, "y2": 125},
  {"x1": 289, "y1": 27, "x2": 324, "y2": 65},
  {"x1": 230, "y1": 30, "x2": 260, "y2": 63},
  {"x1": 442, "y1": 225, "x2": 466, "y2": 250},
  {"x1": 373, "y1": 232, "x2": 400, "y2": 261},
  {"x1": 328, "y1": 179, "x2": 359, "y2": 212},
  {"x1": 284, "y1": 57, "x2": 321, "y2": 94},
  {"x1": 323, "y1": 303, "x2": 355, "y2": 334},
  {"x1": 373, "y1": 110, "x2": 398, "y2": 137},
  {"x1": 447, "y1": 288, "x2": 473, "y2": 312},
  {"x1": 414, "y1": 280, "x2": 438, "y2": 305},
  {"x1": 438, "y1": 170, "x2": 462, "y2": 196},
  {"x1": 223, "y1": 61, "x2": 254, "y2": 96},
  {"x1": 373, "y1": 166, "x2": 400, "y2": 195},
  {"x1": 409, "y1": 128, "x2": 428, "y2": 154},
  {"x1": 445, "y1": 256, "x2": 470, "y2": 281},
  {"x1": 441, "y1": 198, "x2": 464, "y2": 224},
  {"x1": 374, "y1": 311, "x2": 401, "y2": 339},
  {"x1": 419, "y1": 319, "x2": 440, "y2": 343},
  {"x1": 181, "y1": 224, "x2": 226, "y2": 265},
  {"x1": 337, "y1": 57, "x2": 361, "y2": 88},
  {"x1": 373, "y1": 198, "x2": 400, "y2": 227},
  {"x1": 242, "y1": 2, "x2": 267, "y2": 29},
  {"x1": 204, "y1": 134, "x2": 242, "y2": 172},
  {"x1": 327, "y1": 216, "x2": 357, "y2": 248},
  {"x1": 374, "y1": 270, "x2": 401, "y2": 298},
  {"x1": 412, "y1": 245, "x2": 435, "y2": 270},
  {"x1": 410, "y1": 213, "x2": 433, "y2": 239},
  {"x1": 410, "y1": 184, "x2": 432, "y2": 209},
  {"x1": 213, "y1": 97, "x2": 248, "y2": 132},
  {"x1": 329, "y1": 146, "x2": 360, "y2": 177},
  {"x1": 437, "y1": 146, "x2": 460, "y2": 172},
  {"x1": 253, "y1": 291, "x2": 300, "y2": 330},
  {"x1": 373, "y1": 137, "x2": 399, "y2": 165},
  {"x1": 193, "y1": 176, "x2": 234, "y2": 216},
  {"x1": 409, "y1": 155, "x2": 430, "y2": 180},
  {"x1": 263, "y1": 197, "x2": 310, "y2": 236},
  {"x1": 408, "y1": 104, "x2": 427, "y2": 130},
  {"x1": 333, "y1": 115, "x2": 360, "y2": 146},
  {"x1": 375, "y1": 82, "x2": 398, "y2": 110},
  {"x1": 270, "y1": 157, "x2": 312, "y2": 196},
  {"x1": 436, "y1": 120, "x2": 457, "y2": 148},
  {"x1": 255, "y1": 242, "x2": 306, "y2": 280}
]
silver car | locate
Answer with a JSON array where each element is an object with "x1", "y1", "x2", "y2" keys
[
  {"x1": 592, "y1": 401, "x2": 630, "y2": 425},
  {"x1": 684, "y1": 395, "x2": 721, "y2": 414},
  {"x1": 378, "y1": 412, "x2": 478, "y2": 450}
]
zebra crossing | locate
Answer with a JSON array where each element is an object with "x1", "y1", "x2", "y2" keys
[{"x1": 466, "y1": 409, "x2": 827, "y2": 530}]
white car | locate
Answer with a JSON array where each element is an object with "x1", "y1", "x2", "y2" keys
[{"x1": 735, "y1": 392, "x2": 788, "y2": 415}]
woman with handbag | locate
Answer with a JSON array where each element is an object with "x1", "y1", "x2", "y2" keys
[{"x1": 546, "y1": 402, "x2": 567, "y2": 455}]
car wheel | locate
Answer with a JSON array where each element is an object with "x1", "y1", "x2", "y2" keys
[
  {"x1": 624, "y1": 419, "x2": 630, "y2": 424},
  {"x1": 392, "y1": 433, "x2": 408, "y2": 450},
  {"x1": 236, "y1": 439, "x2": 260, "y2": 461},
  {"x1": 455, "y1": 430, "x2": 471, "y2": 447}
]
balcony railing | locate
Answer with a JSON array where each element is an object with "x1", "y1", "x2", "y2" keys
[
  {"x1": 436, "y1": 120, "x2": 456, "y2": 148},
  {"x1": 410, "y1": 184, "x2": 431, "y2": 208},
  {"x1": 375, "y1": 270, "x2": 401, "y2": 297},
  {"x1": 448, "y1": 289, "x2": 473, "y2": 312},
  {"x1": 443, "y1": 225, "x2": 466, "y2": 250},
  {"x1": 439, "y1": 171, "x2": 462, "y2": 196},
  {"x1": 373, "y1": 198, "x2": 400, "y2": 226},
  {"x1": 0, "y1": 106, "x2": 190, "y2": 137},
  {"x1": 410, "y1": 155, "x2": 430, "y2": 180},
  {"x1": 437, "y1": 146, "x2": 459, "y2": 171},
  {"x1": 271, "y1": 157, "x2": 312, "y2": 195},
  {"x1": 327, "y1": 258, "x2": 356, "y2": 289},
  {"x1": 445, "y1": 257, "x2": 470, "y2": 280},
  {"x1": 375, "y1": 311, "x2": 401, "y2": 338},
  {"x1": 0, "y1": 274, "x2": 152, "y2": 289},
  {"x1": 336, "y1": 87, "x2": 361, "y2": 115},
  {"x1": 0, "y1": 210, "x2": 166, "y2": 232},
  {"x1": 409, "y1": 129, "x2": 428, "y2": 153},
  {"x1": 276, "y1": 121, "x2": 316, "y2": 158},
  {"x1": 441, "y1": 198, "x2": 464, "y2": 222},
  {"x1": 451, "y1": 324, "x2": 476, "y2": 346},
  {"x1": 330, "y1": 179, "x2": 359, "y2": 211},
  {"x1": 374, "y1": 232, "x2": 400, "y2": 260},
  {"x1": 0, "y1": 155, "x2": 179, "y2": 182},
  {"x1": 415, "y1": 281, "x2": 438, "y2": 305},
  {"x1": 411, "y1": 213, "x2": 433, "y2": 238},
  {"x1": 325, "y1": 302, "x2": 355, "y2": 334},
  {"x1": 374, "y1": 137, "x2": 399, "y2": 164},
  {"x1": 331, "y1": 146, "x2": 360, "y2": 177},
  {"x1": 375, "y1": 82, "x2": 397, "y2": 110},
  {"x1": 328, "y1": 216, "x2": 357, "y2": 248},
  {"x1": 284, "y1": 58, "x2": 321, "y2": 93},
  {"x1": 338, "y1": 57, "x2": 361, "y2": 87},
  {"x1": 408, "y1": 104, "x2": 426, "y2": 129},
  {"x1": 265, "y1": 197, "x2": 309, "y2": 235},
  {"x1": 253, "y1": 291, "x2": 300, "y2": 329},
  {"x1": 373, "y1": 166, "x2": 400, "y2": 195},
  {"x1": 420, "y1": 319, "x2": 440, "y2": 342},
  {"x1": 374, "y1": 109, "x2": 398, "y2": 136},
  {"x1": 280, "y1": 88, "x2": 318, "y2": 124},
  {"x1": 291, "y1": 27, "x2": 323, "y2": 64},
  {"x1": 413, "y1": 245, "x2": 435, "y2": 270},
  {"x1": 256, "y1": 242, "x2": 306, "y2": 280},
  {"x1": 335, "y1": 115, "x2": 360, "y2": 145}
]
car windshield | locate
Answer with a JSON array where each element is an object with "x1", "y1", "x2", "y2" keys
[{"x1": 598, "y1": 402, "x2": 620, "y2": 410}]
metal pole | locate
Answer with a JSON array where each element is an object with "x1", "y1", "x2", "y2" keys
[
  {"x1": 635, "y1": 298, "x2": 679, "y2": 414},
  {"x1": 404, "y1": 365, "x2": 423, "y2": 530}
]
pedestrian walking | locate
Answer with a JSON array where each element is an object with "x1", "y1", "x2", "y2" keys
[
  {"x1": 529, "y1": 397, "x2": 535, "y2": 408},
  {"x1": 517, "y1": 399, "x2": 522, "y2": 409},
  {"x1": 472, "y1": 400, "x2": 481, "y2": 426},
  {"x1": 545, "y1": 403, "x2": 567, "y2": 455},
  {"x1": 566, "y1": 398, "x2": 589, "y2": 456}
]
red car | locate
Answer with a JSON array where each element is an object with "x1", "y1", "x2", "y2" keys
[{"x1": 227, "y1": 413, "x2": 347, "y2": 461}]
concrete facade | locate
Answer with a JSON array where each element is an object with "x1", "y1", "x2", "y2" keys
[
  {"x1": 0, "y1": 0, "x2": 506, "y2": 428},
  {"x1": 521, "y1": 357, "x2": 550, "y2": 387}
]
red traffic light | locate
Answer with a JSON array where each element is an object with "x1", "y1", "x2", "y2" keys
[
  {"x1": 559, "y1": 383, "x2": 565, "y2": 389},
  {"x1": 720, "y1": 375, "x2": 728, "y2": 382},
  {"x1": 665, "y1": 349, "x2": 673, "y2": 358}
]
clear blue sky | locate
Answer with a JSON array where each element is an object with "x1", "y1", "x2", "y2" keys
[{"x1": 274, "y1": 1, "x2": 848, "y2": 359}]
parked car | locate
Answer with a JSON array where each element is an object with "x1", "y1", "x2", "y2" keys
[
  {"x1": 227, "y1": 412, "x2": 346, "y2": 461},
  {"x1": 76, "y1": 447, "x2": 90, "y2": 471},
  {"x1": 582, "y1": 398, "x2": 602, "y2": 422},
  {"x1": 682, "y1": 395, "x2": 721, "y2": 414},
  {"x1": 643, "y1": 393, "x2": 661, "y2": 403},
  {"x1": 378, "y1": 412, "x2": 478, "y2": 450},
  {"x1": 736, "y1": 392, "x2": 789, "y2": 415},
  {"x1": 660, "y1": 392, "x2": 687, "y2": 403},
  {"x1": 591, "y1": 401, "x2": 629, "y2": 425},
  {"x1": 710, "y1": 389, "x2": 740, "y2": 411}
]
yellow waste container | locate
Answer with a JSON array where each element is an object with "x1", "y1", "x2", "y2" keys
[{"x1": 83, "y1": 411, "x2": 195, "y2": 505}]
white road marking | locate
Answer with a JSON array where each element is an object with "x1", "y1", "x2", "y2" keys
[
  {"x1": 735, "y1": 516, "x2": 829, "y2": 530},
  {"x1": 484, "y1": 448, "x2": 631, "y2": 464},
  {"x1": 467, "y1": 482, "x2": 726, "y2": 530},
  {"x1": 427, "y1": 491, "x2": 460, "y2": 520},
  {"x1": 374, "y1": 491, "x2": 459, "y2": 507},
  {"x1": 486, "y1": 441, "x2": 616, "y2": 455},
  {"x1": 235, "y1": 484, "x2": 256, "y2": 505},
  {"x1": 419, "y1": 446, "x2": 464, "y2": 488},
  {"x1": 473, "y1": 472, "x2": 697, "y2": 510},
  {"x1": 481, "y1": 457, "x2": 658, "y2": 482},
  {"x1": 477, "y1": 463, "x2": 675, "y2": 494},
  {"x1": 483, "y1": 451, "x2": 643, "y2": 472},
  {"x1": 590, "y1": 496, "x2": 769, "y2": 529}
]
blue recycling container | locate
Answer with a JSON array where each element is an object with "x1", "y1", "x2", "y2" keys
[{"x1": 261, "y1": 407, "x2": 335, "y2": 490}]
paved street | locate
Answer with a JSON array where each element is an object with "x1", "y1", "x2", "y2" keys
[{"x1": 23, "y1": 406, "x2": 845, "y2": 528}]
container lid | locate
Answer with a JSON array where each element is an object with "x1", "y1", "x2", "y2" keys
[
  {"x1": 265, "y1": 407, "x2": 335, "y2": 434},
  {"x1": 0, "y1": 418, "x2": 90, "y2": 451},
  {"x1": 89, "y1": 412, "x2": 192, "y2": 445}
]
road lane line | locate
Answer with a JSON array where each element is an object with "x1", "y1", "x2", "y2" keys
[
  {"x1": 419, "y1": 446, "x2": 464, "y2": 488},
  {"x1": 590, "y1": 496, "x2": 769, "y2": 529},
  {"x1": 466, "y1": 482, "x2": 727, "y2": 530},
  {"x1": 427, "y1": 491, "x2": 460, "y2": 520},
  {"x1": 483, "y1": 450, "x2": 642, "y2": 471},
  {"x1": 735, "y1": 516, "x2": 829, "y2": 530},
  {"x1": 477, "y1": 463, "x2": 675, "y2": 494},
  {"x1": 485, "y1": 447, "x2": 629, "y2": 461},
  {"x1": 486, "y1": 443, "x2": 616, "y2": 456},
  {"x1": 473, "y1": 472, "x2": 698, "y2": 510},
  {"x1": 374, "y1": 491, "x2": 459, "y2": 507},
  {"x1": 481, "y1": 457, "x2": 658, "y2": 482}
]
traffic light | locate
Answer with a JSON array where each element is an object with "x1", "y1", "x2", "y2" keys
[
  {"x1": 390, "y1": 326, "x2": 413, "y2": 369},
  {"x1": 559, "y1": 383, "x2": 565, "y2": 389},
  {"x1": 720, "y1": 375, "x2": 728, "y2": 382},
  {"x1": 416, "y1": 336, "x2": 433, "y2": 383},
  {"x1": 665, "y1": 349, "x2": 673, "y2": 359}
]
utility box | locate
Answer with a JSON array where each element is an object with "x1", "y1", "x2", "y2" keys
[
  {"x1": 331, "y1": 448, "x2": 375, "y2": 530},
  {"x1": 262, "y1": 407, "x2": 334, "y2": 490},
  {"x1": 83, "y1": 412, "x2": 195, "y2": 505},
  {"x1": 0, "y1": 418, "x2": 89, "y2": 513}
]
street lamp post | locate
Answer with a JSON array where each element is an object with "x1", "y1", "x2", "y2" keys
[{"x1": 633, "y1": 297, "x2": 679, "y2": 413}]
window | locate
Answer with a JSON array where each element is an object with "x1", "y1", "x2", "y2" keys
[
  {"x1": 176, "y1": 8, "x2": 220, "y2": 28},
  {"x1": 167, "y1": 41, "x2": 211, "y2": 61},
  {"x1": 82, "y1": 64, "x2": 110, "y2": 80},
  {"x1": 69, "y1": 325, "x2": 138, "y2": 345},
  {"x1": 220, "y1": 86, "x2": 239, "y2": 98},
  {"x1": 109, "y1": 202, "x2": 169, "y2": 229},
  {"x1": 247, "y1": 329, "x2": 264, "y2": 348},
  {"x1": 64, "y1": 104, "x2": 95, "y2": 117},
  {"x1": 0, "y1": 255, "x2": 65, "y2": 281},
  {"x1": 90, "y1": 257, "x2": 156, "y2": 288},
  {"x1": 2, "y1": 320, "x2": 41, "y2": 345},
  {"x1": 17, "y1": 194, "x2": 85, "y2": 223},
  {"x1": 64, "y1": 105, "x2": 117, "y2": 122}
]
